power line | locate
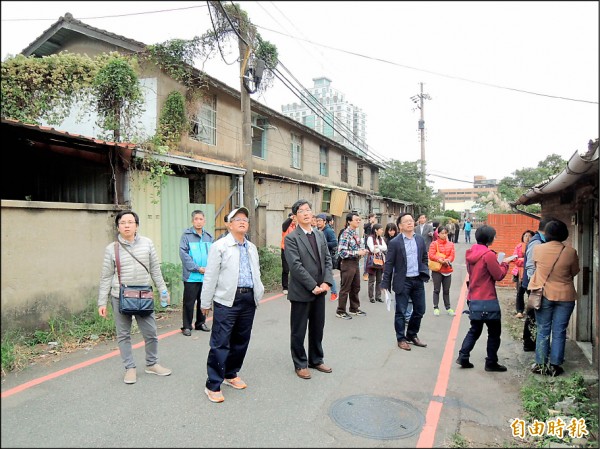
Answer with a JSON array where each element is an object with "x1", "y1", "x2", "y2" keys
[{"x1": 253, "y1": 24, "x2": 598, "y2": 105}]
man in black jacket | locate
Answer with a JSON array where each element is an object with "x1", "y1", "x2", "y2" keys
[{"x1": 285, "y1": 200, "x2": 334, "y2": 380}]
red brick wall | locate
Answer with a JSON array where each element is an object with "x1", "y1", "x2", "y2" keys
[{"x1": 485, "y1": 214, "x2": 540, "y2": 287}]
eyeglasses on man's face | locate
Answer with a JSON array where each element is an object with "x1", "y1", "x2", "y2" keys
[
  {"x1": 231, "y1": 217, "x2": 249, "y2": 223},
  {"x1": 296, "y1": 208, "x2": 312, "y2": 215}
]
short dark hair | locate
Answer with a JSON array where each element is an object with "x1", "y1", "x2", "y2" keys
[
  {"x1": 475, "y1": 225, "x2": 496, "y2": 245},
  {"x1": 538, "y1": 216, "x2": 557, "y2": 232},
  {"x1": 544, "y1": 219, "x2": 569, "y2": 242},
  {"x1": 115, "y1": 210, "x2": 139, "y2": 227},
  {"x1": 291, "y1": 199, "x2": 311, "y2": 215},
  {"x1": 346, "y1": 212, "x2": 359, "y2": 226},
  {"x1": 396, "y1": 212, "x2": 414, "y2": 227}
]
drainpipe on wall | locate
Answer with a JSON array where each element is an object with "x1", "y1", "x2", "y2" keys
[{"x1": 238, "y1": 175, "x2": 244, "y2": 209}]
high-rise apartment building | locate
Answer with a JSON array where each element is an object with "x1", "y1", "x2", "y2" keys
[{"x1": 281, "y1": 77, "x2": 368, "y2": 156}]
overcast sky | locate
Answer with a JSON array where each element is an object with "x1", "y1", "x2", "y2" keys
[{"x1": 2, "y1": 1, "x2": 598, "y2": 190}]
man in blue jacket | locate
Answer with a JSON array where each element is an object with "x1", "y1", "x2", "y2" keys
[{"x1": 179, "y1": 210, "x2": 214, "y2": 336}]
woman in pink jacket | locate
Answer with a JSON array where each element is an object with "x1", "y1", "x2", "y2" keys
[
  {"x1": 456, "y1": 225, "x2": 516, "y2": 372},
  {"x1": 512, "y1": 230, "x2": 535, "y2": 318},
  {"x1": 428, "y1": 225, "x2": 456, "y2": 316}
]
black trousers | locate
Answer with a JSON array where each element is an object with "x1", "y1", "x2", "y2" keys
[
  {"x1": 290, "y1": 295, "x2": 326, "y2": 369},
  {"x1": 182, "y1": 282, "x2": 206, "y2": 330},
  {"x1": 281, "y1": 249, "x2": 290, "y2": 290},
  {"x1": 458, "y1": 318, "x2": 502, "y2": 365}
]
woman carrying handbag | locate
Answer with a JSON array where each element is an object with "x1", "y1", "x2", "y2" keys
[
  {"x1": 366, "y1": 224, "x2": 387, "y2": 303},
  {"x1": 428, "y1": 225, "x2": 456, "y2": 316},
  {"x1": 528, "y1": 219, "x2": 579, "y2": 377}
]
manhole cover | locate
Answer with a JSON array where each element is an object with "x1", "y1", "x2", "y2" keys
[{"x1": 329, "y1": 394, "x2": 424, "y2": 440}]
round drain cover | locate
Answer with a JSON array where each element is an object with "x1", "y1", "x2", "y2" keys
[{"x1": 329, "y1": 394, "x2": 424, "y2": 440}]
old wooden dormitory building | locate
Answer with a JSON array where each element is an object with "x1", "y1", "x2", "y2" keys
[{"x1": 1, "y1": 12, "x2": 413, "y2": 330}]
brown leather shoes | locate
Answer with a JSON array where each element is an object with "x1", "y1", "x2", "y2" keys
[
  {"x1": 410, "y1": 337, "x2": 427, "y2": 347},
  {"x1": 309, "y1": 363, "x2": 332, "y2": 373},
  {"x1": 295, "y1": 367, "x2": 311, "y2": 379},
  {"x1": 397, "y1": 340, "x2": 411, "y2": 351}
]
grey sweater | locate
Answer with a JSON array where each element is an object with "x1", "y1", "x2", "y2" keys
[{"x1": 98, "y1": 234, "x2": 167, "y2": 307}]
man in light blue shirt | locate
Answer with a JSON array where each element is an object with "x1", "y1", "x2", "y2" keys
[{"x1": 381, "y1": 213, "x2": 430, "y2": 351}]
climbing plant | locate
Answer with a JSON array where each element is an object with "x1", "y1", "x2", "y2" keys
[
  {"x1": 91, "y1": 55, "x2": 144, "y2": 143},
  {"x1": 1, "y1": 52, "x2": 100, "y2": 125}
]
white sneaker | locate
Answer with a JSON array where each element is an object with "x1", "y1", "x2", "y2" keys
[
  {"x1": 447, "y1": 308, "x2": 455, "y2": 316},
  {"x1": 433, "y1": 309, "x2": 440, "y2": 316},
  {"x1": 282, "y1": 289, "x2": 288, "y2": 295}
]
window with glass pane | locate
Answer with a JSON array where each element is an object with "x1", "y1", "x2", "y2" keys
[
  {"x1": 370, "y1": 169, "x2": 376, "y2": 190},
  {"x1": 252, "y1": 116, "x2": 267, "y2": 158},
  {"x1": 319, "y1": 145, "x2": 328, "y2": 176},
  {"x1": 291, "y1": 134, "x2": 302, "y2": 169},
  {"x1": 341, "y1": 155, "x2": 348, "y2": 182},
  {"x1": 357, "y1": 163, "x2": 363, "y2": 186},
  {"x1": 190, "y1": 95, "x2": 217, "y2": 145},
  {"x1": 321, "y1": 189, "x2": 331, "y2": 212}
]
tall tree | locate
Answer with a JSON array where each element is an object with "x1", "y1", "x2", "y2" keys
[
  {"x1": 479, "y1": 153, "x2": 567, "y2": 214},
  {"x1": 379, "y1": 160, "x2": 441, "y2": 215}
]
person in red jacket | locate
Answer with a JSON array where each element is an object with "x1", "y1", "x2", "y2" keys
[
  {"x1": 428, "y1": 225, "x2": 456, "y2": 316},
  {"x1": 456, "y1": 225, "x2": 516, "y2": 372}
]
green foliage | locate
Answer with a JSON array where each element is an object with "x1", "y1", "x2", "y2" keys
[
  {"x1": 1, "y1": 52, "x2": 100, "y2": 124},
  {"x1": 156, "y1": 91, "x2": 188, "y2": 150},
  {"x1": 521, "y1": 373, "x2": 598, "y2": 446},
  {"x1": 448, "y1": 432, "x2": 470, "y2": 448},
  {"x1": 258, "y1": 245, "x2": 281, "y2": 292},
  {"x1": 444, "y1": 210, "x2": 461, "y2": 220},
  {"x1": 490, "y1": 153, "x2": 567, "y2": 214},
  {"x1": 160, "y1": 262, "x2": 182, "y2": 291},
  {"x1": 92, "y1": 55, "x2": 144, "y2": 142},
  {"x1": 1, "y1": 300, "x2": 117, "y2": 375},
  {"x1": 379, "y1": 160, "x2": 439, "y2": 214}
]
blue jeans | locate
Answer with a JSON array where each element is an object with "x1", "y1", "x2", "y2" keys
[
  {"x1": 534, "y1": 297, "x2": 575, "y2": 366},
  {"x1": 465, "y1": 230, "x2": 471, "y2": 243},
  {"x1": 394, "y1": 278, "x2": 426, "y2": 342}
]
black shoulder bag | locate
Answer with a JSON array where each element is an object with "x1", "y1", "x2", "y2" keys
[{"x1": 115, "y1": 241, "x2": 154, "y2": 316}]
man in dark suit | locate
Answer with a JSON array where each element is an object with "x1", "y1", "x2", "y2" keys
[
  {"x1": 381, "y1": 212, "x2": 430, "y2": 351},
  {"x1": 415, "y1": 213, "x2": 434, "y2": 251},
  {"x1": 285, "y1": 200, "x2": 334, "y2": 380}
]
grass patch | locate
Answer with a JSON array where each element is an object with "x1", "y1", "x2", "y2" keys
[
  {"x1": 258, "y1": 245, "x2": 281, "y2": 292},
  {"x1": 520, "y1": 372, "x2": 598, "y2": 447},
  {"x1": 448, "y1": 432, "x2": 470, "y2": 448},
  {"x1": 1, "y1": 296, "x2": 173, "y2": 376}
]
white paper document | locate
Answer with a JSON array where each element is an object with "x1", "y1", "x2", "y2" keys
[
  {"x1": 497, "y1": 252, "x2": 505, "y2": 263},
  {"x1": 384, "y1": 289, "x2": 392, "y2": 312}
]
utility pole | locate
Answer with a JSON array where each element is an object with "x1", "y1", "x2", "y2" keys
[
  {"x1": 239, "y1": 37, "x2": 256, "y2": 242},
  {"x1": 411, "y1": 82, "x2": 431, "y2": 190}
]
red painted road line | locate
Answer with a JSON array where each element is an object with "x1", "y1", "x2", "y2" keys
[
  {"x1": 416, "y1": 277, "x2": 469, "y2": 448},
  {"x1": 1, "y1": 292, "x2": 286, "y2": 399}
]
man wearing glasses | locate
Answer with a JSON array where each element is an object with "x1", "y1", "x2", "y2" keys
[
  {"x1": 201, "y1": 207, "x2": 265, "y2": 403},
  {"x1": 284, "y1": 200, "x2": 334, "y2": 379},
  {"x1": 382, "y1": 213, "x2": 430, "y2": 351}
]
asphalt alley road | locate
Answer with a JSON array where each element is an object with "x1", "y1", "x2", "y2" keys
[{"x1": 1, "y1": 242, "x2": 532, "y2": 448}]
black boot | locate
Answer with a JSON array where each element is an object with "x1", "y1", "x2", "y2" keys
[
  {"x1": 485, "y1": 362, "x2": 507, "y2": 372},
  {"x1": 456, "y1": 357, "x2": 474, "y2": 368}
]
